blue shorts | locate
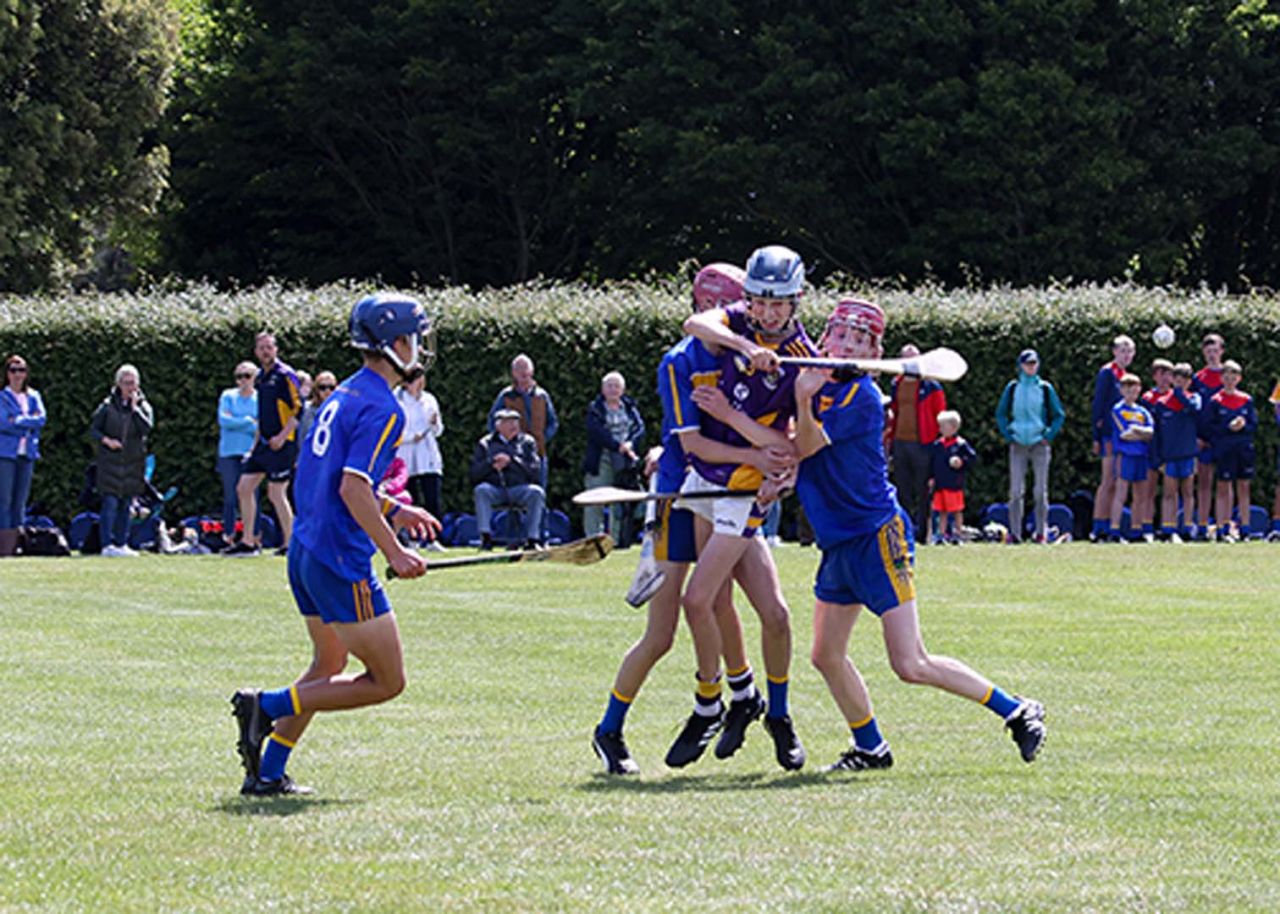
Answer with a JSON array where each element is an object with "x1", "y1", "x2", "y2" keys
[
  {"x1": 813, "y1": 508, "x2": 916, "y2": 616},
  {"x1": 1163, "y1": 457, "x2": 1195, "y2": 479},
  {"x1": 1216, "y1": 444, "x2": 1255, "y2": 481},
  {"x1": 653, "y1": 501, "x2": 697, "y2": 564},
  {"x1": 1197, "y1": 445, "x2": 1214, "y2": 465},
  {"x1": 1118, "y1": 453, "x2": 1149, "y2": 482},
  {"x1": 243, "y1": 440, "x2": 298, "y2": 482},
  {"x1": 288, "y1": 540, "x2": 390, "y2": 624}
]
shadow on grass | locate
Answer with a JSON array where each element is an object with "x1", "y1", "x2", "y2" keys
[
  {"x1": 213, "y1": 796, "x2": 365, "y2": 817},
  {"x1": 576, "y1": 770, "x2": 838, "y2": 793}
]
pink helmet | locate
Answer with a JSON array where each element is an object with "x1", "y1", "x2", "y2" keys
[
  {"x1": 825, "y1": 298, "x2": 886, "y2": 340},
  {"x1": 692, "y1": 263, "x2": 746, "y2": 311}
]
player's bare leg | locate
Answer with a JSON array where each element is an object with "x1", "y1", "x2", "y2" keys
[
  {"x1": 267, "y1": 480, "x2": 294, "y2": 546},
  {"x1": 279, "y1": 613, "x2": 406, "y2": 712},
  {"x1": 811, "y1": 598, "x2": 892, "y2": 772},
  {"x1": 1093, "y1": 452, "x2": 1116, "y2": 539},
  {"x1": 236, "y1": 471, "x2": 265, "y2": 548},
  {"x1": 1196, "y1": 458, "x2": 1214, "y2": 535},
  {"x1": 1215, "y1": 479, "x2": 1234, "y2": 539},
  {"x1": 1237, "y1": 479, "x2": 1251, "y2": 538},
  {"x1": 1109, "y1": 478, "x2": 1131, "y2": 539}
]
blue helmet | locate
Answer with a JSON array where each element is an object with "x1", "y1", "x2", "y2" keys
[
  {"x1": 349, "y1": 292, "x2": 433, "y2": 374},
  {"x1": 743, "y1": 245, "x2": 805, "y2": 299}
]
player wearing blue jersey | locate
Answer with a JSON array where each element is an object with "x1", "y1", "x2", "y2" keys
[
  {"x1": 793, "y1": 299, "x2": 1046, "y2": 771},
  {"x1": 1107, "y1": 375, "x2": 1155, "y2": 543},
  {"x1": 1206, "y1": 360, "x2": 1257, "y2": 541},
  {"x1": 230, "y1": 293, "x2": 440, "y2": 796},
  {"x1": 1151, "y1": 363, "x2": 1201, "y2": 541},
  {"x1": 1090, "y1": 335, "x2": 1135, "y2": 540},
  {"x1": 1192, "y1": 333, "x2": 1226, "y2": 536}
]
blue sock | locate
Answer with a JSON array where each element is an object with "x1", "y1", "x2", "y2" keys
[
  {"x1": 259, "y1": 686, "x2": 298, "y2": 720},
  {"x1": 1092, "y1": 518, "x2": 1106, "y2": 536},
  {"x1": 983, "y1": 686, "x2": 1020, "y2": 719},
  {"x1": 1272, "y1": 519, "x2": 1280, "y2": 533},
  {"x1": 1142, "y1": 523, "x2": 1154, "y2": 536},
  {"x1": 259, "y1": 732, "x2": 294, "y2": 781},
  {"x1": 1240, "y1": 525, "x2": 1251, "y2": 539},
  {"x1": 599, "y1": 690, "x2": 632, "y2": 734},
  {"x1": 766, "y1": 676, "x2": 789, "y2": 719},
  {"x1": 849, "y1": 715, "x2": 886, "y2": 753}
]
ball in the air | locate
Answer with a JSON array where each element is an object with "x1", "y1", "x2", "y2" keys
[{"x1": 1152, "y1": 324, "x2": 1176, "y2": 349}]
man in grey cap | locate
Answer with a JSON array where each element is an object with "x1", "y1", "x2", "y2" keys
[
  {"x1": 469, "y1": 408, "x2": 545, "y2": 550},
  {"x1": 995, "y1": 349, "x2": 1067, "y2": 543}
]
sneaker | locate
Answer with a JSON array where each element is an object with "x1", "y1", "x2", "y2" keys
[
  {"x1": 229, "y1": 689, "x2": 274, "y2": 780},
  {"x1": 591, "y1": 728, "x2": 640, "y2": 775},
  {"x1": 1169, "y1": 532, "x2": 1184, "y2": 544},
  {"x1": 827, "y1": 745, "x2": 894, "y2": 772},
  {"x1": 273, "y1": 544, "x2": 289, "y2": 556},
  {"x1": 1266, "y1": 531, "x2": 1280, "y2": 543},
  {"x1": 241, "y1": 774, "x2": 315, "y2": 797},
  {"x1": 625, "y1": 557, "x2": 666, "y2": 608},
  {"x1": 424, "y1": 540, "x2": 447, "y2": 552},
  {"x1": 763, "y1": 715, "x2": 807, "y2": 771},
  {"x1": 522, "y1": 539, "x2": 545, "y2": 551},
  {"x1": 664, "y1": 705, "x2": 724, "y2": 768},
  {"x1": 118, "y1": 544, "x2": 139, "y2": 557},
  {"x1": 1005, "y1": 697, "x2": 1046, "y2": 763},
  {"x1": 714, "y1": 692, "x2": 766, "y2": 759},
  {"x1": 100, "y1": 545, "x2": 123, "y2": 557},
  {"x1": 224, "y1": 542, "x2": 260, "y2": 557},
  {"x1": 479, "y1": 533, "x2": 494, "y2": 551}
]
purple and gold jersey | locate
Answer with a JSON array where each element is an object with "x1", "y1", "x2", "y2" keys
[
  {"x1": 655, "y1": 336, "x2": 721, "y2": 492},
  {"x1": 796, "y1": 375, "x2": 901, "y2": 549},
  {"x1": 292, "y1": 366, "x2": 404, "y2": 582},
  {"x1": 256, "y1": 359, "x2": 302, "y2": 442},
  {"x1": 687, "y1": 303, "x2": 817, "y2": 490}
]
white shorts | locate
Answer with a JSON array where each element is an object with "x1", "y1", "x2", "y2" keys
[{"x1": 676, "y1": 469, "x2": 757, "y2": 537}]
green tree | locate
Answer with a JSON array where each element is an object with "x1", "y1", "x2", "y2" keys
[{"x1": 0, "y1": 0, "x2": 177, "y2": 292}]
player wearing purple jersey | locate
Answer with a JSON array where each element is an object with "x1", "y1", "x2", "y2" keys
[
  {"x1": 793, "y1": 299, "x2": 1046, "y2": 771},
  {"x1": 666, "y1": 245, "x2": 813, "y2": 772},
  {"x1": 230, "y1": 293, "x2": 440, "y2": 796}
]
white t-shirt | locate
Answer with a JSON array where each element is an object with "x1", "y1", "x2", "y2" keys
[{"x1": 396, "y1": 388, "x2": 443, "y2": 475}]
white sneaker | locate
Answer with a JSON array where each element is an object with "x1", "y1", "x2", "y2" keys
[
  {"x1": 765, "y1": 535, "x2": 781, "y2": 548},
  {"x1": 101, "y1": 545, "x2": 124, "y2": 557},
  {"x1": 424, "y1": 540, "x2": 447, "y2": 552}
]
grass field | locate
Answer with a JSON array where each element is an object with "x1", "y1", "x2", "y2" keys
[{"x1": 1, "y1": 542, "x2": 1277, "y2": 913}]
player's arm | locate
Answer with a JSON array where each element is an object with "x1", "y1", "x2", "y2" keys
[
  {"x1": 793, "y1": 369, "x2": 829, "y2": 460},
  {"x1": 676, "y1": 429, "x2": 791, "y2": 476},
  {"x1": 690, "y1": 385, "x2": 792, "y2": 450},
  {"x1": 340, "y1": 471, "x2": 426, "y2": 578},
  {"x1": 683, "y1": 309, "x2": 778, "y2": 372}
]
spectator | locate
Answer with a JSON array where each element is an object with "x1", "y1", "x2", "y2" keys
[
  {"x1": 1268, "y1": 376, "x2": 1280, "y2": 541},
  {"x1": 581, "y1": 371, "x2": 644, "y2": 539},
  {"x1": 227, "y1": 332, "x2": 302, "y2": 556},
  {"x1": 1206, "y1": 360, "x2": 1256, "y2": 541},
  {"x1": 471, "y1": 408, "x2": 544, "y2": 550},
  {"x1": 1090, "y1": 335, "x2": 1136, "y2": 540},
  {"x1": 1152, "y1": 362, "x2": 1201, "y2": 542},
  {"x1": 0, "y1": 355, "x2": 46, "y2": 557},
  {"x1": 888, "y1": 343, "x2": 946, "y2": 543},
  {"x1": 395, "y1": 367, "x2": 445, "y2": 551},
  {"x1": 89, "y1": 364, "x2": 154, "y2": 557},
  {"x1": 297, "y1": 370, "x2": 336, "y2": 445},
  {"x1": 488, "y1": 353, "x2": 558, "y2": 489},
  {"x1": 1107, "y1": 374, "x2": 1154, "y2": 543},
  {"x1": 996, "y1": 349, "x2": 1066, "y2": 544},
  {"x1": 217, "y1": 361, "x2": 258, "y2": 547},
  {"x1": 929, "y1": 409, "x2": 977, "y2": 544},
  {"x1": 1192, "y1": 333, "x2": 1226, "y2": 537}
]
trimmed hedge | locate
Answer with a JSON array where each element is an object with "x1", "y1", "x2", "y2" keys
[{"x1": 3, "y1": 282, "x2": 1280, "y2": 535}]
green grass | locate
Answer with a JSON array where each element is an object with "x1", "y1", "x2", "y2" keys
[{"x1": 1, "y1": 543, "x2": 1277, "y2": 912}]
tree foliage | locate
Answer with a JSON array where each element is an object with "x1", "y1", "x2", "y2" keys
[{"x1": 0, "y1": 0, "x2": 177, "y2": 292}]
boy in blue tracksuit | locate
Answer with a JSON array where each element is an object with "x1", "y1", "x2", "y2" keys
[
  {"x1": 1150, "y1": 363, "x2": 1201, "y2": 541},
  {"x1": 1205, "y1": 360, "x2": 1257, "y2": 540},
  {"x1": 1090, "y1": 335, "x2": 1135, "y2": 539},
  {"x1": 928, "y1": 410, "x2": 978, "y2": 544},
  {"x1": 1108, "y1": 374, "x2": 1154, "y2": 542}
]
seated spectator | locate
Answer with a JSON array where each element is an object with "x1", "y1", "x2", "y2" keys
[
  {"x1": 1, "y1": 354, "x2": 46, "y2": 558},
  {"x1": 90, "y1": 364, "x2": 154, "y2": 557},
  {"x1": 581, "y1": 371, "x2": 644, "y2": 539},
  {"x1": 488, "y1": 353, "x2": 558, "y2": 489},
  {"x1": 217, "y1": 361, "x2": 258, "y2": 546},
  {"x1": 470, "y1": 408, "x2": 544, "y2": 550}
]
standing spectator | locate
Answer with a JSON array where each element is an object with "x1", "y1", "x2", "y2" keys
[
  {"x1": 581, "y1": 371, "x2": 644, "y2": 539},
  {"x1": 0, "y1": 355, "x2": 46, "y2": 557},
  {"x1": 297, "y1": 370, "x2": 336, "y2": 446},
  {"x1": 90, "y1": 364, "x2": 154, "y2": 557},
  {"x1": 217, "y1": 361, "x2": 258, "y2": 547},
  {"x1": 395, "y1": 367, "x2": 445, "y2": 551},
  {"x1": 471, "y1": 409, "x2": 545, "y2": 550},
  {"x1": 1107, "y1": 374, "x2": 1155, "y2": 543},
  {"x1": 1090, "y1": 335, "x2": 1136, "y2": 540},
  {"x1": 1192, "y1": 333, "x2": 1226, "y2": 537},
  {"x1": 1152, "y1": 362, "x2": 1201, "y2": 542},
  {"x1": 1206, "y1": 360, "x2": 1257, "y2": 541},
  {"x1": 928, "y1": 410, "x2": 977, "y2": 544},
  {"x1": 488, "y1": 354, "x2": 558, "y2": 490},
  {"x1": 996, "y1": 349, "x2": 1067, "y2": 544},
  {"x1": 227, "y1": 332, "x2": 302, "y2": 556},
  {"x1": 1267, "y1": 376, "x2": 1280, "y2": 541},
  {"x1": 888, "y1": 343, "x2": 946, "y2": 543}
]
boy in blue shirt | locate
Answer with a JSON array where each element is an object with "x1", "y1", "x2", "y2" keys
[
  {"x1": 230, "y1": 293, "x2": 440, "y2": 796},
  {"x1": 792, "y1": 299, "x2": 1046, "y2": 771},
  {"x1": 1107, "y1": 375, "x2": 1155, "y2": 543},
  {"x1": 927, "y1": 410, "x2": 977, "y2": 545},
  {"x1": 1206, "y1": 360, "x2": 1257, "y2": 541},
  {"x1": 1151, "y1": 363, "x2": 1201, "y2": 541}
]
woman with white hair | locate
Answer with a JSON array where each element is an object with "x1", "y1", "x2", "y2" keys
[
  {"x1": 89, "y1": 364, "x2": 154, "y2": 556},
  {"x1": 582, "y1": 370, "x2": 645, "y2": 539}
]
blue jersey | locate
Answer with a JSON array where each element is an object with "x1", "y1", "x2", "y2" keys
[
  {"x1": 256, "y1": 359, "x2": 303, "y2": 441},
  {"x1": 796, "y1": 375, "x2": 900, "y2": 549},
  {"x1": 1091, "y1": 361, "x2": 1124, "y2": 443},
  {"x1": 1206, "y1": 389, "x2": 1257, "y2": 447},
  {"x1": 292, "y1": 367, "x2": 405, "y2": 582},
  {"x1": 1150, "y1": 387, "x2": 1200, "y2": 462},
  {"x1": 655, "y1": 336, "x2": 721, "y2": 492},
  {"x1": 1110, "y1": 400, "x2": 1153, "y2": 457}
]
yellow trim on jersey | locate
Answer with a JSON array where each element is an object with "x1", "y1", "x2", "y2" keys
[
  {"x1": 727, "y1": 464, "x2": 764, "y2": 491},
  {"x1": 654, "y1": 500, "x2": 671, "y2": 562},
  {"x1": 848, "y1": 714, "x2": 874, "y2": 729},
  {"x1": 269, "y1": 732, "x2": 297, "y2": 749},
  {"x1": 351, "y1": 579, "x2": 375, "y2": 622},
  {"x1": 366, "y1": 414, "x2": 399, "y2": 475},
  {"x1": 840, "y1": 382, "x2": 860, "y2": 409},
  {"x1": 690, "y1": 370, "x2": 719, "y2": 388},
  {"x1": 611, "y1": 689, "x2": 634, "y2": 704},
  {"x1": 668, "y1": 363, "x2": 683, "y2": 427},
  {"x1": 288, "y1": 685, "x2": 301, "y2": 717}
]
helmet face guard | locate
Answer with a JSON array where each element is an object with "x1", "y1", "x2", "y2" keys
[
  {"x1": 820, "y1": 299, "x2": 885, "y2": 357},
  {"x1": 742, "y1": 245, "x2": 805, "y2": 340},
  {"x1": 693, "y1": 263, "x2": 746, "y2": 312}
]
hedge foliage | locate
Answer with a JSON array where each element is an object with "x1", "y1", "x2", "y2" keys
[{"x1": 4, "y1": 283, "x2": 1280, "y2": 534}]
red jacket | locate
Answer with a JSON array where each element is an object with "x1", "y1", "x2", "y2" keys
[{"x1": 887, "y1": 377, "x2": 947, "y2": 445}]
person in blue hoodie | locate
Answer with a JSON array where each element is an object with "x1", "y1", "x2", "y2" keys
[
  {"x1": 996, "y1": 350, "x2": 1067, "y2": 543},
  {"x1": 216, "y1": 361, "x2": 259, "y2": 546}
]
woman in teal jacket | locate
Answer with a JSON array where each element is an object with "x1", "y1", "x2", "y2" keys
[{"x1": 995, "y1": 350, "x2": 1067, "y2": 543}]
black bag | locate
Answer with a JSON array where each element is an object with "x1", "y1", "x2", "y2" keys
[{"x1": 19, "y1": 525, "x2": 72, "y2": 557}]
